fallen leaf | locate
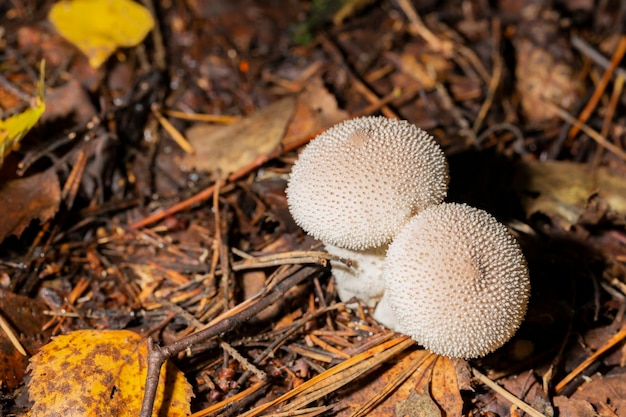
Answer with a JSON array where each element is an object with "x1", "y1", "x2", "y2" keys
[
  {"x1": 431, "y1": 356, "x2": 464, "y2": 416},
  {"x1": 182, "y1": 96, "x2": 296, "y2": 177},
  {"x1": 0, "y1": 290, "x2": 51, "y2": 389},
  {"x1": 27, "y1": 329, "x2": 193, "y2": 417},
  {"x1": 514, "y1": 160, "x2": 626, "y2": 228},
  {"x1": 553, "y1": 396, "x2": 597, "y2": 417},
  {"x1": 48, "y1": 0, "x2": 154, "y2": 68},
  {"x1": 281, "y1": 76, "x2": 349, "y2": 149},
  {"x1": 0, "y1": 61, "x2": 46, "y2": 168},
  {"x1": 568, "y1": 368, "x2": 626, "y2": 416},
  {"x1": 0, "y1": 169, "x2": 61, "y2": 242}
]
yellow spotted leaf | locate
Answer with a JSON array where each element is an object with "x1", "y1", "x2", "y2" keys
[
  {"x1": 48, "y1": 0, "x2": 155, "y2": 68},
  {"x1": 0, "y1": 61, "x2": 46, "y2": 168},
  {"x1": 27, "y1": 329, "x2": 192, "y2": 417}
]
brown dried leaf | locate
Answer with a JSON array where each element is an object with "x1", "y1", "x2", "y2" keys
[
  {"x1": 431, "y1": 356, "x2": 464, "y2": 416},
  {"x1": 553, "y1": 396, "x2": 597, "y2": 417},
  {"x1": 568, "y1": 368, "x2": 626, "y2": 416},
  {"x1": 514, "y1": 160, "x2": 626, "y2": 228},
  {"x1": 0, "y1": 168, "x2": 60, "y2": 242},
  {"x1": 27, "y1": 329, "x2": 192, "y2": 417},
  {"x1": 182, "y1": 96, "x2": 296, "y2": 177}
]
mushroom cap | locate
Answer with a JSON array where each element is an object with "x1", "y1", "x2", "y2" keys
[
  {"x1": 286, "y1": 116, "x2": 449, "y2": 250},
  {"x1": 325, "y1": 244, "x2": 387, "y2": 307},
  {"x1": 382, "y1": 203, "x2": 530, "y2": 359}
]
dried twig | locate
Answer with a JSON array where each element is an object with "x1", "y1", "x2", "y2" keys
[
  {"x1": 139, "y1": 265, "x2": 324, "y2": 417},
  {"x1": 396, "y1": 0, "x2": 453, "y2": 56}
]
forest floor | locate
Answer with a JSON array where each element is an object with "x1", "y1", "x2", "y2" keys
[{"x1": 1, "y1": 0, "x2": 626, "y2": 416}]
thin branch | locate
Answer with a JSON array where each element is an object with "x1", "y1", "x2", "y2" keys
[{"x1": 139, "y1": 265, "x2": 323, "y2": 417}]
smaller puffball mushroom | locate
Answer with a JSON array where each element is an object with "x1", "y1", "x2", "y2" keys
[
  {"x1": 286, "y1": 116, "x2": 449, "y2": 250},
  {"x1": 382, "y1": 203, "x2": 530, "y2": 359},
  {"x1": 325, "y1": 244, "x2": 387, "y2": 307}
]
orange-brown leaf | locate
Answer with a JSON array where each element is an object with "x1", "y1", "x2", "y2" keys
[
  {"x1": 431, "y1": 355, "x2": 464, "y2": 416},
  {"x1": 27, "y1": 329, "x2": 192, "y2": 417}
]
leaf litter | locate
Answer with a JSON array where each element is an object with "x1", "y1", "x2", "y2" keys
[{"x1": 0, "y1": 0, "x2": 625, "y2": 416}]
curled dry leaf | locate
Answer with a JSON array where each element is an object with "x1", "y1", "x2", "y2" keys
[{"x1": 27, "y1": 329, "x2": 192, "y2": 417}]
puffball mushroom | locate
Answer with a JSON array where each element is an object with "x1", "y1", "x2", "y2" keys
[
  {"x1": 325, "y1": 244, "x2": 387, "y2": 307},
  {"x1": 286, "y1": 116, "x2": 449, "y2": 250},
  {"x1": 382, "y1": 203, "x2": 530, "y2": 359}
]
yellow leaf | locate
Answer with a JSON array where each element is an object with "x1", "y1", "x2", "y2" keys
[
  {"x1": 49, "y1": 0, "x2": 155, "y2": 68},
  {"x1": 28, "y1": 329, "x2": 192, "y2": 417},
  {"x1": 0, "y1": 60, "x2": 46, "y2": 168}
]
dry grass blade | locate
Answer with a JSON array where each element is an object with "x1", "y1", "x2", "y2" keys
[
  {"x1": 153, "y1": 107, "x2": 195, "y2": 154},
  {"x1": 239, "y1": 336, "x2": 414, "y2": 417}
]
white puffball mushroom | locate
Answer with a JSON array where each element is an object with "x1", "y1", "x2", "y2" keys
[
  {"x1": 325, "y1": 244, "x2": 387, "y2": 307},
  {"x1": 383, "y1": 203, "x2": 530, "y2": 359},
  {"x1": 286, "y1": 116, "x2": 449, "y2": 250}
]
